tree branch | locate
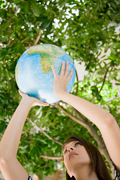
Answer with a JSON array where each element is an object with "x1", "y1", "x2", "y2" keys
[
  {"x1": 21, "y1": 37, "x2": 30, "y2": 43},
  {"x1": 40, "y1": 155, "x2": 63, "y2": 160},
  {"x1": 91, "y1": 95, "x2": 96, "y2": 103},
  {"x1": 99, "y1": 65, "x2": 112, "y2": 93},
  {"x1": 91, "y1": 65, "x2": 112, "y2": 103},
  {"x1": 25, "y1": 28, "x2": 42, "y2": 49},
  {"x1": 55, "y1": 102, "x2": 86, "y2": 126},
  {"x1": 34, "y1": 29, "x2": 42, "y2": 45},
  {"x1": 27, "y1": 117, "x2": 63, "y2": 146},
  {"x1": 25, "y1": 46, "x2": 32, "y2": 49}
]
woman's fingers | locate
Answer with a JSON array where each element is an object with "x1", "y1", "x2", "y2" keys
[
  {"x1": 36, "y1": 100, "x2": 49, "y2": 106},
  {"x1": 61, "y1": 61, "x2": 73, "y2": 81},
  {"x1": 29, "y1": 97, "x2": 49, "y2": 107},
  {"x1": 67, "y1": 69, "x2": 73, "y2": 82},
  {"x1": 18, "y1": 89, "x2": 24, "y2": 96},
  {"x1": 51, "y1": 65, "x2": 58, "y2": 78},
  {"x1": 65, "y1": 61, "x2": 70, "y2": 77},
  {"x1": 52, "y1": 61, "x2": 73, "y2": 78},
  {"x1": 37, "y1": 99, "x2": 49, "y2": 106},
  {"x1": 18, "y1": 90, "x2": 49, "y2": 106},
  {"x1": 35, "y1": 98, "x2": 49, "y2": 106},
  {"x1": 60, "y1": 61, "x2": 65, "y2": 76},
  {"x1": 52, "y1": 61, "x2": 73, "y2": 80}
]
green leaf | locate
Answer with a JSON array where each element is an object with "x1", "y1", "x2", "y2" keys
[
  {"x1": 14, "y1": 0, "x2": 20, "y2": 4},
  {"x1": 47, "y1": 22, "x2": 52, "y2": 32},
  {"x1": 68, "y1": 0, "x2": 72, "y2": 5},
  {"x1": 101, "y1": 55, "x2": 106, "y2": 58},
  {"x1": 15, "y1": 25, "x2": 21, "y2": 32},
  {"x1": 0, "y1": 99, "x2": 3, "y2": 107},
  {"x1": 36, "y1": 16, "x2": 48, "y2": 22},
  {"x1": 24, "y1": 1, "x2": 30, "y2": 14},
  {"x1": 110, "y1": 47, "x2": 116, "y2": 54},
  {"x1": 112, "y1": 88, "x2": 118, "y2": 94},
  {"x1": 30, "y1": 0, "x2": 40, "y2": 17},
  {"x1": 40, "y1": 20, "x2": 51, "y2": 30},
  {"x1": 30, "y1": 146, "x2": 39, "y2": 158},
  {"x1": 16, "y1": 42, "x2": 25, "y2": 54},
  {"x1": 104, "y1": 43, "x2": 109, "y2": 53},
  {"x1": 2, "y1": 111, "x2": 7, "y2": 118},
  {"x1": 59, "y1": 11, "x2": 63, "y2": 20},
  {"x1": 0, "y1": 48, "x2": 7, "y2": 53},
  {"x1": 90, "y1": 86, "x2": 99, "y2": 95},
  {"x1": 58, "y1": 39, "x2": 62, "y2": 46},
  {"x1": 30, "y1": 147, "x2": 36, "y2": 157},
  {"x1": 39, "y1": 170, "x2": 43, "y2": 180},
  {"x1": 96, "y1": 94, "x2": 102, "y2": 101},
  {"x1": 0, "y1": 120, "x2": 7, "y2": 133},
  {"x1": 1, "y1": 21, "x2": 10, "y2": 30}
]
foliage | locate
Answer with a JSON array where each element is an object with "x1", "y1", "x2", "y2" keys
[{"x1": 0, "y1": 0, "x2": 120, "y2": 177}]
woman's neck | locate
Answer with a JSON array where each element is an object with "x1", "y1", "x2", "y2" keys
[{"x1": 73, "y1": 164, "x2": 99, "y2": 180}]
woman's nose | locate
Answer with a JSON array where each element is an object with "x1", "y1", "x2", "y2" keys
[{"x1": 67, "y1": 147, "x2": 73, "y2": 153}]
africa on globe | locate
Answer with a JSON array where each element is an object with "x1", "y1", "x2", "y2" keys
[{"x1": 15, "y1": 44, "x2": 76, "y2": 104}]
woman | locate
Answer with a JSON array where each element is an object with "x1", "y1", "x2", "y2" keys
[
  {"x1": 0, "y1": 61, "x2": 120, "y2": 180},
  {"x1": 63, "y1": 136, "x2": 118, "y2": 180}
]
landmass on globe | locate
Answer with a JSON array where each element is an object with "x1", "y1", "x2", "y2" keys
[{"x1": 28, "y1": 45, "x2": 65, "y2": 74}]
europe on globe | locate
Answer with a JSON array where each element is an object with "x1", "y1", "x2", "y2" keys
[{"x1": 15, "y1": 44, "x2": 76, "y2": 104}]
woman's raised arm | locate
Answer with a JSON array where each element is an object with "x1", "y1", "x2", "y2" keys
[
  {"x1": 52, "y1": 61, "x2": 120, "y2": 174},
  {"x1": 0, "y1": 92, "x2": 49, "y2": 180}
]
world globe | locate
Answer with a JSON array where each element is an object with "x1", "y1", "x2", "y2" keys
[{"x1": 15, "y1": 44, "x2": 76, "y2": 104}]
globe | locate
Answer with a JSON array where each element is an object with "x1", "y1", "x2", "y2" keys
[{"x1": 15, "y1": 44, "x2": 76, "y2": 104}]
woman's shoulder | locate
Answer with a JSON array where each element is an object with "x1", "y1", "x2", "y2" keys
[{"x1": 111, "y1": 160, "x2": 120, "y2": 180}]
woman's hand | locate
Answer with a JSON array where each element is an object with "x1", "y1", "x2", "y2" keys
[
  {"x1": 18, "y1": 90, "x2": 49, "y2": 107},
  {"x1": 51, "y1": 61, "x2": 73, "y2": 98}
]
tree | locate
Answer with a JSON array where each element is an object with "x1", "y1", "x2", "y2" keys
[{"x1": 0, "y1": 0, "x2": 120, "y2": 178}]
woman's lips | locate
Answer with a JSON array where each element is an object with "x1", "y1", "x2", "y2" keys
[{"x1": 69, "y1": 152, "x2": 78, "y2": 160}]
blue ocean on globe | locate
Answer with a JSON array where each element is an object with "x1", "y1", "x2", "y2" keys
[{"x1": 15, "y1": 44, "x2": 76, "y2": 104}]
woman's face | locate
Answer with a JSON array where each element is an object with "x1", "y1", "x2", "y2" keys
[{"x1": 63, "y1": 141, "x2": 91, "y2": 177}]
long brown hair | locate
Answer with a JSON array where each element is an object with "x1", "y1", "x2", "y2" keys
[{"x1": 63, "y1": 136, "x2": 112, "y2": 180}]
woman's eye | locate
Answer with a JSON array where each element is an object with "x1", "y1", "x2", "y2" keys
[{"x1": 75, "y1": 142, "x2": 80, "y2": 146}]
